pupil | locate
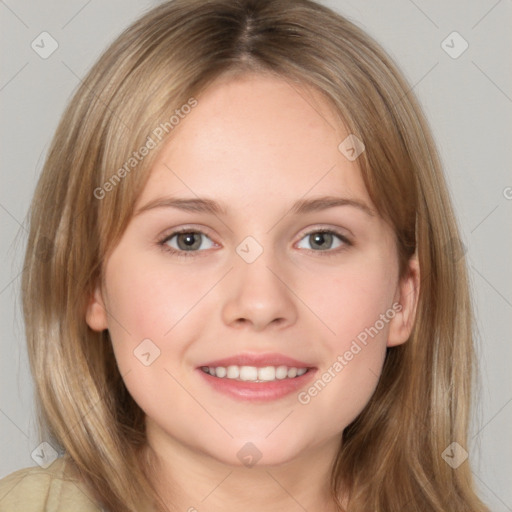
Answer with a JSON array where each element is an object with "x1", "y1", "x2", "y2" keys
[
  {"x1": 178, "y1": 233, "x2": 200, "y2": 250},
  {"x1": 311, "y1": 232, "x2": 332, "y2": 250}
]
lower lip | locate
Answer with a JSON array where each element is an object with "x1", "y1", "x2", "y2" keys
[{"x1": 196, "y1": 368, "x2": 317, "y2": 402}]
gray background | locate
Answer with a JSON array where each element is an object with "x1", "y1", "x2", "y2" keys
[{"x1": 1, "y1": 0, "x2": 511, "y2": 510}]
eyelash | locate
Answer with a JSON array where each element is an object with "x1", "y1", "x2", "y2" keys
[{"x1": 157, "y1": 227, "x2": 353, "y2": 259}]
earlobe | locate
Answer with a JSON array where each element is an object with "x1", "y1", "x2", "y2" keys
[
  {"x1": 85, "y1": 284, "x2": 109, "y2": 332},
  {"x1": 387, "y1": 255, "x2": 420, "y2": 347}
]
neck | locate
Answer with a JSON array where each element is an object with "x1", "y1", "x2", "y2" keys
[{"x1": 144, "y1": 428, "x2": 344, "y2": 512}]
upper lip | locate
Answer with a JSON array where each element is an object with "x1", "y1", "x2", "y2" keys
[{"x1": 198, "y1": 352, "x2": 315, "y2": 369}]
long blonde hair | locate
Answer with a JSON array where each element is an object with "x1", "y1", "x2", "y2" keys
[{"x1": 22, "y1": 0, "x2": 489, "y2": 510}]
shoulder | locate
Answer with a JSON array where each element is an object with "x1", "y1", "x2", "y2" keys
[{"x1": 0, "y1": 456, "x2": 103, "y2": 512}]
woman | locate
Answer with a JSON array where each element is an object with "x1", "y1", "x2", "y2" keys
[{"x1": 0, "y1": 0, "x2": 490, "y2": 510}]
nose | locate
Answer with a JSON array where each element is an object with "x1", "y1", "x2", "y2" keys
[{"x1": 220, "y1": 249, "x2": 299, "y2": 332}]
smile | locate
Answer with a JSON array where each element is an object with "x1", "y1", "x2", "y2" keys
[{"x1": 200, "y1": 365, "x2": 309, "y2": 382}]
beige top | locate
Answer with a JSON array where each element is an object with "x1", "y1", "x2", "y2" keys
[{"x1": 0, "y1": 457, "x2": 103, "y2": 512}]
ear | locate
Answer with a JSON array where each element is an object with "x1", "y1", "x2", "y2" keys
[
  {"x1": 85, "y1": 283, "x2": 109, "y2": 332},
  {"x1": 387, "y1": 253, "x2": 420, "y2": 347}
]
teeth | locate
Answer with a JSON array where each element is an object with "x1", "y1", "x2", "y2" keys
[
  {"x1": 201, "y1": 365, "x2": 309, "y2": 382},
  {"x1": 227, "y1": 365, "x2": 239, "y2": 379},
  {"x1": 258, "y1": 366, "x2": 276, "y2": 381},
  {"x1": 275, "y1": 365, "x2": 288, "y2": 379},
  {"x1": 215, "y1": 366, "x2": 226, "y2": 378},
  {"x1": 239, "y1": 366, "x2": 258, "y2": 381}
]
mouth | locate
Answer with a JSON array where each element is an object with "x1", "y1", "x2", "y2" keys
[{"x1": 196, "y1": 353, "x2": 317, "y2": 402}]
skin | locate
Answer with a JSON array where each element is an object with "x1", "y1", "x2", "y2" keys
[{"x1": 86, "y1": 72, "x2": 419, "y2": 512}]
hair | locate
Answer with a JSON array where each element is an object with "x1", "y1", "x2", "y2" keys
[{"x1": 21, "y1": 0, "x2": 489, "y2": 510}]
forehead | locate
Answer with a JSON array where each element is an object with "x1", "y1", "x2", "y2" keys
[{"x1": 135, "y1": 73, "x2": 372, "y2": 212}]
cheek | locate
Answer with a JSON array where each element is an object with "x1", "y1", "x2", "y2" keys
[
  {"x1": 100, "y1": 253, "x2": 204, "y2": 418},
  {"x1": 103, "y1": 248, "x2": 210, "y2": 339},
  {"x1": 300, "y1": 250, "x2": 398, "y2": 345},
  {"x1": 101, "y1": 249, "x2": 200, "y2": 374},
  {"x1": 294, "y1": 251, "x2": 397, "y2": 427}
]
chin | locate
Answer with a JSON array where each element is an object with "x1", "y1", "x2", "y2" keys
[{"x1": 210, "y1": 434, "x2": 311, "y2": 468}]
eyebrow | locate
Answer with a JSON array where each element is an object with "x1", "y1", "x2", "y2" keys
[
  {"x1": 134, "y1": 195, "x2": 375, "y2": 218},
  {"x1": 291, "y1": 196, "x2": 375, "y2": 217}
]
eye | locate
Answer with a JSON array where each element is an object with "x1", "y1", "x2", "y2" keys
[
  {"x1": 296, "y1": 229, "x2": 350, "y2": 252},
  {"x1": 160, "y1": 229, "x2": 216, "y2": 255}
]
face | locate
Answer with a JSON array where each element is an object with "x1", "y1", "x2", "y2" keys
[{"x1": 86, "y1": 72, "x2": 418, "y2": 468}]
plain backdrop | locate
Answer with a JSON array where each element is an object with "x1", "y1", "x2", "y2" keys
[{"x1": 1, "y1": 0, "x2": 511, "y2": 510}]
